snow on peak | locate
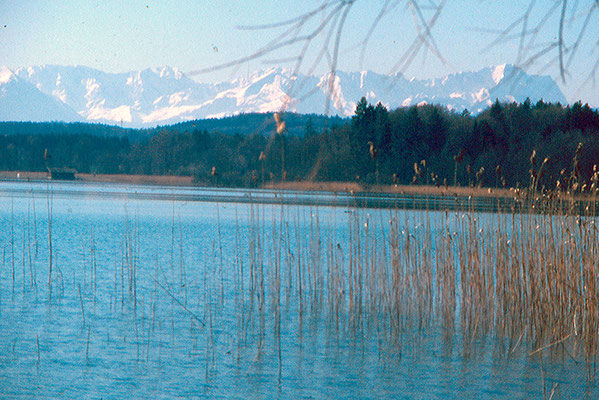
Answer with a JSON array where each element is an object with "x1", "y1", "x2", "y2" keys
[
  {"x1": 492, "y1": 64, "x2": 507, "y2": 84},
  {"x1": 0, "y1": 66, "x2": 14, "y2": 84},
  {"x1": 243, "y1": 67, "x2": 291, "y2": 85},
  {"x1": 360, "y1": 71, "x2": 368, "y2": 89},
  {"x1": 169, "y1": 91, "x2": 189, "y2": 105},
  {"x1": 87, "y1": 103, "x2": 132, "y2": 123},
  {"x1": 473, "y1": 87, "x2": 490, "y2": 102},
  {"x1": 317, "y1": 73, "x2": 352, "y2": 114},
  {"x1": 155, "y1": 66, "x2": 182, "y2": 79}
]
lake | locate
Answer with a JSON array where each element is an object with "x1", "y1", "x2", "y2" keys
[{"x1": 0, "y1": 179, "x2": 597, "y2": 399}]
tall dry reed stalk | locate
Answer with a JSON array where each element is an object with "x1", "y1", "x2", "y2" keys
[
  {"x1": 11, "y1": 199, "x2": 15, "y2": 297},
  {"x1": 46, "y1": 184, "x2": 53, "y2": 296}
]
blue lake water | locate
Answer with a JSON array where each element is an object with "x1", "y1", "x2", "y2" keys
[{"x1": 0, "y1": 180, "x2": 596, "y2": 399}]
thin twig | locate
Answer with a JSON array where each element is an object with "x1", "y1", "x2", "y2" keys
[
  {"x1": 529, "y1": 334, "x2": 571, "y2": 356},
  {"x1": 155, "y1": 278, "x2": 206, "y2": 327}
]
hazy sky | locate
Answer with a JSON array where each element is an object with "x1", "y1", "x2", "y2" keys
[{"x1": 1, "y1": 0, "x2": 598, "y2": 106}]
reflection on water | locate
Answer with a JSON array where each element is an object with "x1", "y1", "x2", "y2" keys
[{"x1": 0, "y1": 180, "x2": 596, "y2": 399}]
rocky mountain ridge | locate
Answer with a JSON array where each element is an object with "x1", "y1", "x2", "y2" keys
[{"x1": 0, "y1": 64, "x2": 567, "y2": 127}]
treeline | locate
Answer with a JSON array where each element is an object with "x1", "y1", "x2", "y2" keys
[
  {"x1": 166, "y1": 112, "x2": 345, "y2": 137},
  {"x1": 323, "y1": 97, "x2": 599, "y2": 190},
  {"x1": 0, "y1": 113, "x2": 341, "y2": 141},
  {"x1": 0, "y1": 121, "x2": 141, "y2": 139},
  {"x1": 1, "y1": 98, "x2": 599, "y2": 189}
]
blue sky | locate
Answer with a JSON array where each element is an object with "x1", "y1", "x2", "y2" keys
[{"x1": 1, "y1": 0, "x2": 598, "y2": 106}]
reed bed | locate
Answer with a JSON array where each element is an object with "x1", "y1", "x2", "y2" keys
[{"x1": 203, "y1": 196, "x2": 598, "y2": 362}]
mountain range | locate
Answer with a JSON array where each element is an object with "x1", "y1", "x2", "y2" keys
[{"x1": 0, "y1": 64, "x2": 567, "y2": 128}]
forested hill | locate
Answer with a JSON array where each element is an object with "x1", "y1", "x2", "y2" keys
[
  {"x1": 163, "y1": 113, "x2": 345, "y2": 136},
  {"x1": 0, "y1": 112, "x2": 345, "y2": 140},
  {"x1": 0, "y1": 121, "x2": 141, "y2": 139},
  {"x1": 1, "y1": 99, "x2": 599, "y2": 190}
]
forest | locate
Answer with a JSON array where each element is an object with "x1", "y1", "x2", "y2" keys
[{"x1": 1, "y1": 98, "x2": 599, "y2": 190}]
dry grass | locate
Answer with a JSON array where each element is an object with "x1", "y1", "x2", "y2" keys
[
  {"x1": 0, "y1": 171, "x2": 49, "y2": 181},
  {"x1": 266, "y1": 180, "x2": 515, "y2": 199},
  {"x1": 0, "y1": 170, "x2": 193, "y2": 187},
  {"x1": 78, "y1": 173, "x2": 194, "y2": 186}
]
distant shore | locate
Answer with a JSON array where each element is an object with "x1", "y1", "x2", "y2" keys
[
  {"x1": 0, "y1": 170, "x2": 193, "y2": 187},
  {"x1": 2, "y1": 170, "x2": 596, "y2": 214},
  {"x1": 264, "y1": 180, "x2": 515, "y2": 199},
  {"x1": 0, "y1": 169, "x2": 515, "y2": 199}
]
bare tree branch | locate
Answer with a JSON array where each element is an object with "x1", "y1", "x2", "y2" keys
[
  {"x1": 188, "y1": 0, "x2": 599, "y2": 115},
  {"x1": 558, "y1": 0, "x2": 569, "y2": 81},
  {"x1": 492, "y1": 0, "x2": 599, "y2": 88},
  {"x1": 188, "y1": 0, "x2": 447, "y2": 114},
  {"x1": 389, "y1": 0, "x2": 446, "y2": 76}
]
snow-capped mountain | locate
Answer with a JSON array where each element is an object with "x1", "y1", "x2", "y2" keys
[
  {"x1": 0, "y1": 66, "x2": 83, "y2": 122},
  {"x1": 0, "y1": 64, "x2": 567, "y2": 127}
]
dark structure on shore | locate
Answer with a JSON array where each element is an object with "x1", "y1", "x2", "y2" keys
[{"x1": 47, "y1": 167, "x2": 77, "y2": 181}]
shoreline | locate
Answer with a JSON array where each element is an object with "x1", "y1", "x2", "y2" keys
[
  {"x1": 264, "y1": 180, "x2": 514, "y2": 199},
  {"x1": 1, "y1": 170, "x2": 596, "y2": 214},
  {"x1": 0, "y1": 170, "x2": 514, "y2": 199},
  {"x1": 0, "y1": 170, "x2": 194, "y2": 187}
]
